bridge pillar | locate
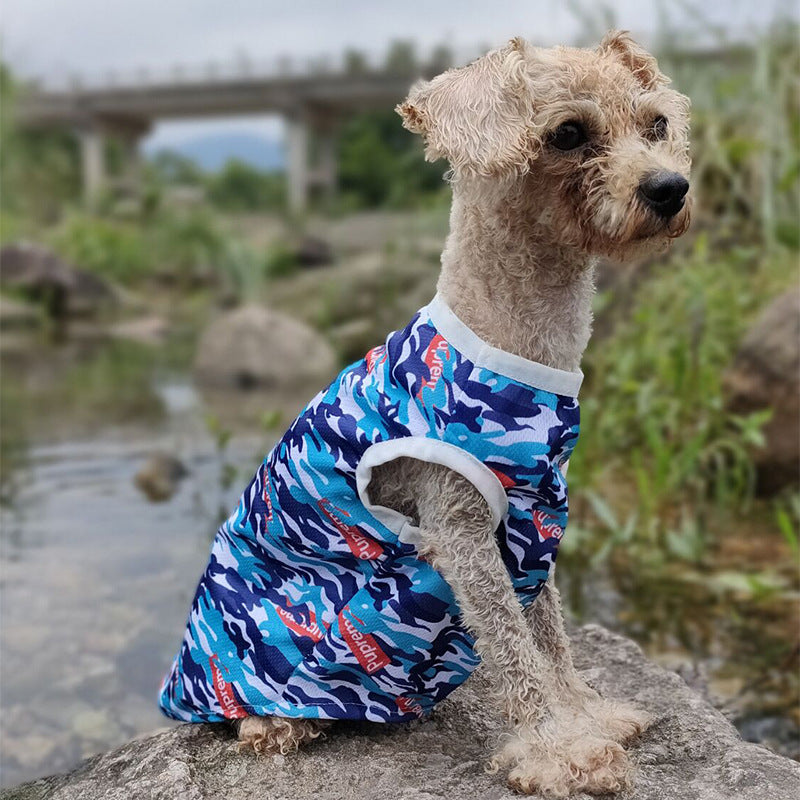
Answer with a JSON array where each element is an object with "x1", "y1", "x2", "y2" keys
[
  {"x1": 79, "y1": 123, "x2": 106, "y2": 206},
  {"x1": 286, "y1": 114, "x2": 309, "y2": 215},
  {"x1": 316, "y1": 128, "x2": 337, "y2": 200},
  {"x1": 117, "y1": 127, "x2": 147, "y2": 192}
]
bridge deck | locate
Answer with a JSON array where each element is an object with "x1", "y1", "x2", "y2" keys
[{"x1": 19, "y1": 71, "x2": 424, "y2": 126}]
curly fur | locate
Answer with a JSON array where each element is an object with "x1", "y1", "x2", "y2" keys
[
  {"x1": 239, "y1": 30, "x2": 689, "y2": 797},
  {"x1": 236, "y1": 716, "x2": 329, "y2": 755}
]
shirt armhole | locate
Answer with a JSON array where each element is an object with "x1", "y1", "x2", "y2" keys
[{"x1": 355, "y1": 437, "x2": 509, "y2": 548}]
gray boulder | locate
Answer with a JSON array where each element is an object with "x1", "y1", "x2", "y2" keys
[
  {"x1": 295, "y1": 235, "x2": 334, "y2": 268},
  {"x1": 5, "y1": 626, "x2": 798, "y2": 800},
  {"x1": 0, "y1": 295, "x2": 40, "y2": 329},
  {"x1": 134, "y1": 452, "x2": 189, "y2": 502},
  {"x1": 0, "y1": 242, "x2": 117, "y2": 318},
  {"x1": 194, "y1": 305, "x2": 338, "y2": 390},
  {"x1": 724, "y1": 289, "x2": 800, "y2": 494}
]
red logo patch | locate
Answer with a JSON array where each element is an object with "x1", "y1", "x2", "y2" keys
[
  {"x1": 489, "y1": 467, "x2": 517, "y2": 489},
  {"x1": 396, "y1": 695, "x2": 425, "y2": 718},
  {"x1": 318, "y1": 499, "x2": 384, "y2": 560},
  {"x1": 208, "y1": 655, "x2": 248, "y2": 719},
  {"x1": 261, "y1": 464, "x2": 273, "y2": 523},
  {"x1": 338, "y1": 607, "x2": 391, "y2": 674},
  {"x1": 365, "y1": 345, "x2": 387, "y2": 373},
  {"x1": 275, "y1": 599, "x2": 325, "y2": 643},
  {"x1": 417, "y1": 334, "x2": 449, "y2": 401},
  {"x1": 532, "y1": 509, "x2": 564, "y2": 541}
]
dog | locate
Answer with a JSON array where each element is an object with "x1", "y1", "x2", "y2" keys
[{"x1": 159, "y1": 31, "x2": 691, "y2": 797}]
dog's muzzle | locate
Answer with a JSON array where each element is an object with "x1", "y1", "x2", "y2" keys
[{"x1": 638, "y1": 171, "x2": 689, "y2": 219}]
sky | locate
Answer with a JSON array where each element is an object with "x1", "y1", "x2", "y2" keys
[{"x1": 2, "y1": 0, "x2": 793, "y2": 156}]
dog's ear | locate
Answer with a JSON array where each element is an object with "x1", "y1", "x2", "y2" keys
[
  {"x1": 396, "y1": 39, "x2": 535, "y2": 178},
  {"x1": 598, "y1": 30, "x2": 669, "y2": 90}
]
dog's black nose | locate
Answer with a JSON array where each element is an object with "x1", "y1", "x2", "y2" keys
[{"x1": 638, "y1": 171, "x2": 689, "y2": 218}]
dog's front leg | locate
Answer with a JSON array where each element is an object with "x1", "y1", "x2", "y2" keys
[
  {"x1": 526, "y1": 578, "x2": 652, "y2": 746},
  {"x1": 411, "y1": 464, "x2": 631, "y2": 798}
]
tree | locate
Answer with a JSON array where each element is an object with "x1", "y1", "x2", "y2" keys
[
  {"x1": 427, "y1": 44, "x2": 454, "y2": 74},
  {"x1": 1, "y1": 62, "x2": 81, "y2": 223},
  {"x1": 207, "y1": 159, "x2": 285, "y2": 212},
  {"x1": 384, "y1": 41, "x2": 417, "y2": 75},
  {"x1": 148, "y1": 150, "x2": 206, "y2": 185},
  {"x1": 337, "y1": 111, "x2": 446, "y2": 208},
  {"x1": 344, "y1": 49, "x2": 369, "y2": 75}
]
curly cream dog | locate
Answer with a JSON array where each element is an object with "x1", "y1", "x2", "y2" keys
[{"x1": 233, "y1": 30, "x2": 691, "y2": 797}]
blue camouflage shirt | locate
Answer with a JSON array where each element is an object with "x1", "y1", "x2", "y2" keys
[{"x1": 159, "y1": 293, "x2": 582, "y2": 724}]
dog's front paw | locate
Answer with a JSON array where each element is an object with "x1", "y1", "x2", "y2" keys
[
  {"x1": 583, "y1": 698, "x2": 652, "y2": 745},
  {"x1": 490, "y1": 724, "x2": 632, "y2": 798},
  {"x1": 506, "y1": 738, "x2": 630, "y2": 798}
]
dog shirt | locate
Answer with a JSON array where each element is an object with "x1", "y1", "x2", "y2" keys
[{"x1": 159, "y1": 294, "x2": 582, "y2": 724}]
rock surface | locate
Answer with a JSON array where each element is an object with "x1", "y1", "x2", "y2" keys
[
  {"x1": 295, "y1": 235, "x2": 334, "y2": 268},
  {"x1": 0, "y1": 295, "x2": 40, "y2": 329},
  {"x1": 724, "y1": 288, "x2": 800, "y2": 494},
  {"x1": 5, "y1": 626, "x2": 798, "y2": 800},
  {"x1": 0, "y1": 242, "x2": 117, "y2": 318},
  {"x1": 134, "y1": 452, "x2": 189, "y2": 502},
  {"x1": 266, "y1": 250, "x2": 439, "y2": 362},
  {"x1": 194, "y1": 304, "x2": 338, "y2": 390}
]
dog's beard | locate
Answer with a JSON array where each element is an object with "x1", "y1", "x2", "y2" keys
[{"x1": 581, "y1": 194, "x2": 691, "y2": 260}]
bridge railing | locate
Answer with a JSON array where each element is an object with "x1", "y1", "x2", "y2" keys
[{"x1": 24, "y1": 45, "x2": 486, "y2": 94}]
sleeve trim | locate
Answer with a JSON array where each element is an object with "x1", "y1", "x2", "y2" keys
[{"x1": 355, "y1": 437, "x2": 509, "y2": 548}]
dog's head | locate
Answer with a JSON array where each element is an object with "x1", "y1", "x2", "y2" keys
[{"x1": 398, "y1": 31, "x2": 692, "y2": 261}]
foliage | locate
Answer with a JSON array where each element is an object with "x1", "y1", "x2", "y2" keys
[
  {"x1": 337, "y1": 111, "x2": 448, "y2": 209},
  {"x1": 383, "y1": 41, "x2": 417, "y2": 75},
  {"x1": 207, "y1": 159, "x2": 285, "y2": 212},
  {"x1": 50, "y1": 215, "x2": 150, "y2": 282},
  {"x1": 49, "y1": 209, "x2": 234, "y2": 287},
  {"x1": 662, "y1": 22, "x2": 800, "y2": 250},
  {"x1": 0, "y1": 63, "x2": 81, "y2": 223},
  {"x1": 344, "y1": 49, "x2": 369, "y2": 75},
  {"x1": 147, "y1": 151, "x2": 206, "y2": 186},
  {"x1": 565, "y1": 237, "x2": 797, "y2": 567},
  {"x1": 263, "y1": 241, "x2": 299, "y2": 278}
]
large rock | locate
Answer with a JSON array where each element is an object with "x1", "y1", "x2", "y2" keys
[
  {"x1": 295, "y1": 235, "x2": 334, "y2": 268},
  {"x1": 266, "y1": 250, "x2": 439, "y2": 362},
  {"x1": 0, "y1": 242, "x2": 117, "y2": 318},
  {"x1": 134, "y1": 452, "x2": 189, "y2": 502},
  {"x1": 194, "y1": 304, "x2": 338, "y2": 390},
  {"x1": 5, "y1": 626, "x2": 798, "y2": 800},
  {"x1": 724, "y1": 289, "x2": 800, "y2": 494},
  {"x1": 0, "y1": 295, "x2": 39, "y2": 329}
]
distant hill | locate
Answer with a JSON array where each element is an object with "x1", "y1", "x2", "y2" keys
[{"x1": 144, "y1": 132, "x2": 285, "y2": 172}]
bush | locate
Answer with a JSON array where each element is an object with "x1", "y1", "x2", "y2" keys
[
  {"x1": 51, "y1": 215, "x2": 149, "y2": 282},
  {"x1": 566, "y1": 236, "x2": 797, "y2": 565},
  {"x1": 48, "y1": 209, "x2": 233, "y2": 287},
  {"x1": 149, "y1": 210, "x2": 226, "y2": 284},
  {"x1": 207, "y1": 159, "x2": 285, "y2": 212}
]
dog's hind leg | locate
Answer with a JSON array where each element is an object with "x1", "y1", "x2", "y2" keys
[
  {"x1": 409, "y1": 463, "x2": 631, "y2": 797},
  {"x1": 526, "y1": 579, "x2": 652, "y2": 745},
  {"x1": 235, "y1": 716, "x2": 330, "y2": 755}
]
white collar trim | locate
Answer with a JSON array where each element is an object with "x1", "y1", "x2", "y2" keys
[{"x1": 425, "y1": 293, "x2": 584, "y2": 397}]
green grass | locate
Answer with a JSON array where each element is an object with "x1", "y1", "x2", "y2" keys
[{"x1": 565, "y1": 236, "x2": 798, "y2": 568}]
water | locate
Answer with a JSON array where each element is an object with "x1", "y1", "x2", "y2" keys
[
  {"x1": 0, "y1": 331, "x2": 287, "y2": 787},
  {"x1": 0, "y1": 330, "x2": 797, "y2": 788}
]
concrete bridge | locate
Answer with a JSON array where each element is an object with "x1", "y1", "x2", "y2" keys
[{"x1": 17, "y1": 50, "x2": 465, "y2": 212}]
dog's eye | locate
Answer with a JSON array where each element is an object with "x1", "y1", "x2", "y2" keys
[
  {"x1": 646, "y1": 115, "x2": 669, "y2": 141},
  {"x1": 549, "y1": 121, "x2": 588, "y2": 151}
]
